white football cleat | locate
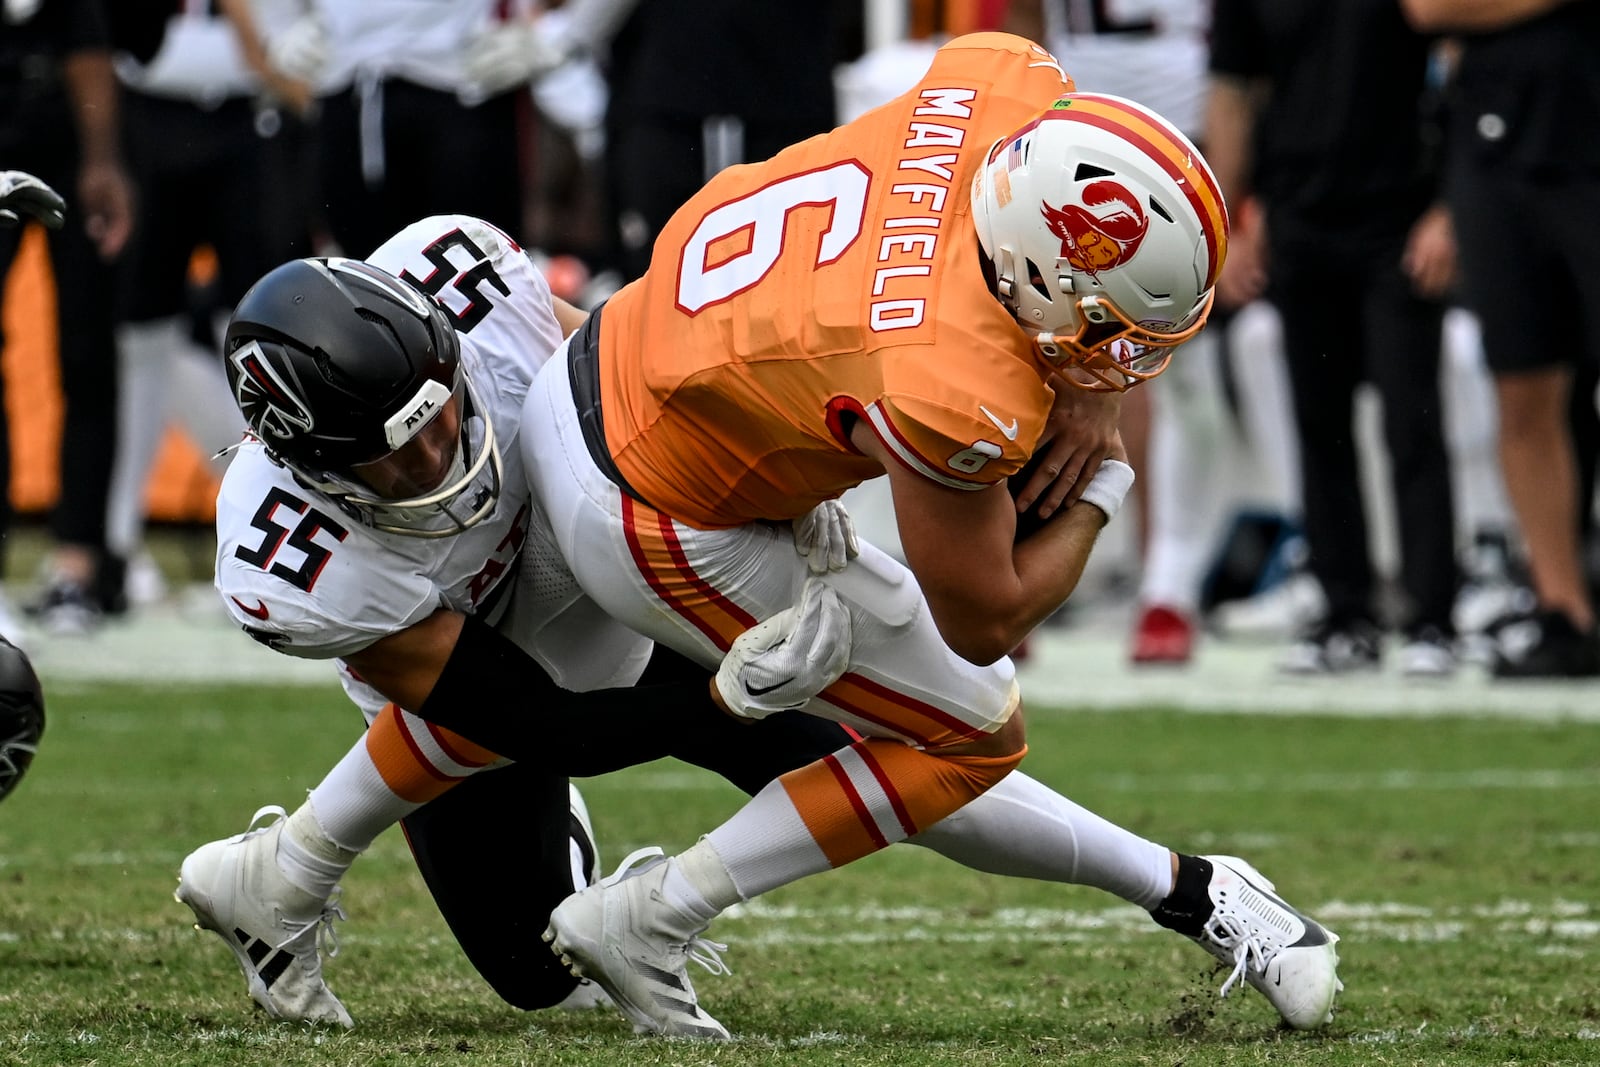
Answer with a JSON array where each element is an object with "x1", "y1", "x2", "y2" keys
[
  {"x1": 566, "y1": 781, "x2": 601, "y2": 890},
  {"x1": 555, "y1": 782, "x2": 613, "y2": 1012},
  {"x1": 175, "y1": 805, "x2": 353, "y2": 1029},
  {"x1": 1188, "y1": 855, "x2": 1342, "y2": 1029},
  {"x1": 543, "y1": 847, "x2": 731, "y2": 1039}
]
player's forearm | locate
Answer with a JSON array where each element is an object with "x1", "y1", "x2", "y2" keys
[
  {"x1": 924, "y1": 502, "x2": 1106, "y2": 664},
  {"x1": 216, "y1": 0, "x2": 270, "y2": 77},
  {"x1": 1006, "y1": 500, "x2": 1107, "y2": 635},
  {"x1": 61, "y1": 50, "x2": 121, "y2": 167}
]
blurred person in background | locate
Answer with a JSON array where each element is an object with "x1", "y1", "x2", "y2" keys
[
  {"x1": 0, "y1": 169, "x2": 65, "y2": 642},
  {"x1": 101, "y1": 0, "x2": 318, "y2": 615},
  {"x1": 1207, "y1": 0, "x2": 1462, "y2": 676},
  {"x1": 488, "y1": 0, "x2": 846, "y2": 286},
  {"x1": 1401, "y1": 0, "x2": 1600, "y2": 678},
  {"x1": 252, "y1": 0, "x2": 556, "y2": 257},
  {"x1": 1010, "y1": 0, "x2": 1305, "y2": 666},
  {"x1": 594, "y1": 0, "x2": 843, "y2": 283},
  {"x1": 2, "y1": 0, "x2": 134, "y2": 637}
]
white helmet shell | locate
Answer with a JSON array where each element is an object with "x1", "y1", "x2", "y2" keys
[{"x1": 971, "y1": 92, "x2": 1229, "y2": 389}]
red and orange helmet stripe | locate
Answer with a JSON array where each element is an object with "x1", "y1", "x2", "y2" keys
[{"x1": 1039, "y1": 93, "x2": 1230, "y2": 289}]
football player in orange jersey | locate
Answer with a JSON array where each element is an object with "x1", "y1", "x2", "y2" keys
[{"x1": 520, "y1": 32, "x2": 1341, "y2": 1037}]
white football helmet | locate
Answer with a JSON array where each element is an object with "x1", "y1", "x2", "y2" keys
[{"x1": 970, "y1": 92, "x2": 1229, "y2": 390}]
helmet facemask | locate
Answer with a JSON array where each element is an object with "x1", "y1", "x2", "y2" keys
[
  {"x1": 1034, "y1": 289, "x2": 1213, "y2": 392},
  {"x1": 295, "y1": 365, "x2": 504, "y2": 539}
]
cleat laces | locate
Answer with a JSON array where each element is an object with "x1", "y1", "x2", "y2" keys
[
  {"x1": 237, "y1": 805, "x2": 346, "y2": 960},
  {"x1": 271, "y1": 887, "x2": 346, "y2": 960},
  {"x1": 683, "y1": 935, "x2": 731, "y2": 978},
  {"x1": 1203, "y1": 910, "x2": 1271, "y2": 999},
  {"x1": 602, "y1": 847, "x2": 732, "y2": 978}
]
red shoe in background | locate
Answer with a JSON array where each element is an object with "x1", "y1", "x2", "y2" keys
[{"x1": 1130, "y1": 604, "x2": 1195, "y2": 665}]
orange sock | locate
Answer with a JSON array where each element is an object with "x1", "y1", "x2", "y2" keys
[
  {"x1": 779, "y1": 738, "x2": 1027, "y2": 868},
  {"x1": 365, "y1": 703, "x2": 503, "y2": 805}
]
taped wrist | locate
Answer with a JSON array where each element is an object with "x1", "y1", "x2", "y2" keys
[{"x1": 1078, "y1": 459, "x2": 1135, "y2": 522}]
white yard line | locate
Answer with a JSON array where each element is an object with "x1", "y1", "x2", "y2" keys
[
  {"x1": 8, "y1": 898, "x2": 1590, "y2": 949},
  {"x1": 16, "y1": 586, "x2": 1600, "y2": 723}
]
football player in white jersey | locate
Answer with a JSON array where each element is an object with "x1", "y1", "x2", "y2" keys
[
  {"x1": 177, "y1": 213, "x2": 1341, "y2": 1038},
  {"x1": 178, "y1": 213, "x2": 863, "y2": 1025}
]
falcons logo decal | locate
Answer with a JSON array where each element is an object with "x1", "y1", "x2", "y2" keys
[
  {"x1": 229, "y1": 339, "x2": 313, "y2": 442},
  {"x1": 1041, "y1": 179, "x2": 1149, "y2": 276}
]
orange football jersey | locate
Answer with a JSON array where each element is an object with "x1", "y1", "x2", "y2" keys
[{"x1": 599, "y1": 33, "x2": 1075, "y2": 528}]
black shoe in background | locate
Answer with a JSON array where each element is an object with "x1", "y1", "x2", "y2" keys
[
  {"x1": 23, "y1": 580, "x2": 102, "y2": 637},
  {"x1": 1279, "y1": 616, "x2": 1383, "y2": 674},
  {"x1": 1491, "y1": 610, "x2": 1600, "y2": 678},
  {"x1": 94, "y1": 553, "x2": 128, "y2": 617}
]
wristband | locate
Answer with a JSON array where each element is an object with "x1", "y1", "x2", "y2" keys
[{"x1": 1078, "y1": 459, "x2": 1135, "y2": 522}]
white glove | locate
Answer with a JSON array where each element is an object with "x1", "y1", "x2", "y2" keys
[
  {"x1": 464, "y1": 19, "x2": 571, "y2": 99},
  {"x1": 792, "y1": 499, "x2": 859, "y2": 575},
  {"x1": 267, "y1": 14, "x2": 329, "y2": 84},
  {"x1": 715, "y1": 580, "x2": 853, "y2": 721},
  {"x1": 0, "y1": 171, "x2": 65, "y2": 229}
]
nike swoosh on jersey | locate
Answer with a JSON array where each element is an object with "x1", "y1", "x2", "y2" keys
[
  {"x1": 979, "y1": 405, "x2": 1019, "y2": 441},
  {"x1": 230, "y1": 596, "x2": 270, "y2": 621}
]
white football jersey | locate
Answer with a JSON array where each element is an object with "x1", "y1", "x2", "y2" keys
[{"x1": 215, "y1": 214, "x2": 649, "y2": 719}]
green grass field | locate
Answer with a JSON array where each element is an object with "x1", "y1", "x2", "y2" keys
[{"x1": 2, "y1": 679, "x2": 1597, "y2": 1066}]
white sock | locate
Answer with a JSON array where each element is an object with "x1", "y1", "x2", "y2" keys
[
  {"x1": 703, "y1": 779, "x2": 831, "y2": 900},
  {"x1": 910, "y1": 771, "x2": 1174, "y2": 910},
  {"x1": 276, "y1": 799, "x2": 361, "y2": 899},
  {"x1": 570, "y1": 838, "x2": 590, "y2": 889},
  {"x1": 661, "y1": 838, "x2": 741, "y2": 926},
  {"x1": 305, "y1": 734, "x2": 425, "y2": 853}
]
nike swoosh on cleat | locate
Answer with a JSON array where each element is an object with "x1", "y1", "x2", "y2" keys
[
  {"x1": 979, "y1": 405, "x2": 1019, "y2": 441},
  {"x1": 231, "y1": 596, "x2": 270, "y2": 620},
  {"x1": 745, "y1": 677, "x2": 796, "y2": 697}
]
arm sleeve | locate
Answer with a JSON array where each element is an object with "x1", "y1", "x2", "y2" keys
[{"x1": 417, "y1": 614, "x2": 732, "y2": 777}]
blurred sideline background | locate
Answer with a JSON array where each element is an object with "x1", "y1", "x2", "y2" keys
[{"x1": 0, "y1": 0, "x2": 1564, "y2": 694}]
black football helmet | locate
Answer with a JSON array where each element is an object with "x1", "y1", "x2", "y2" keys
[
  {"x1": 223, "y1": 257, "x2": 501, "y2": 537},
  {"x1": 0, "y1": 637, "x2": 45, "y2": 804}
]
